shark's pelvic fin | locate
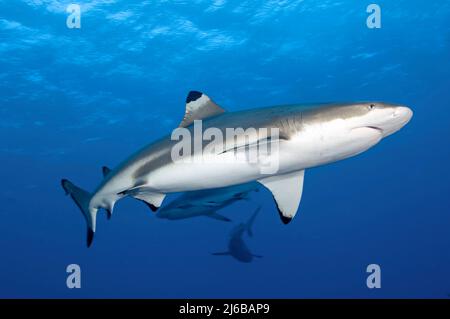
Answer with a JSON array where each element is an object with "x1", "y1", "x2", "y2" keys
[
  {"x1": 102, "y1": 166, "x2": 112, "y2": 178},
  {"x1": 131, "y1": 191, "x2": 166, "y2": 212},
  {"x1": 257, "y1": 170, "x2": 305, "y2": 224},
  {"x1": 179, "y1": 91, "x2": 225, "y2": 128},
  {"x1": 207, "y1": 212, "x2": 232, "y2": 222},
  {"x1": 118, "y1": 187, "x2": 166, "y2": 212},
  {"x1": 61, "y1": 179, "x2": 98, "y2": 247}
]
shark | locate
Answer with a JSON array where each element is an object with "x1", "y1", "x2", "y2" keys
[
  {"x1": 212, "y1": 206, "x2": 262, "y2": 263},
  {"x1": 155, "y1": 182, "x2": 259, "y2": 222},
  {"x1": 61, "y1": 90, "x2": 413, "y2": 246}
]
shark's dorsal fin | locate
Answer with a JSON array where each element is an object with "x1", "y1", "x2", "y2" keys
[
  {"x1": 179, "y1": 91, "x2": 225, "y2": 128},
  {"x1": 258, "y1": 170, "x2": 305, "y2": 224},
  {"x1": 102, "y1": 166, "x2": 112, "y2": 178}
]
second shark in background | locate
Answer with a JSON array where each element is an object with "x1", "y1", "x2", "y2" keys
[
  {"x1": 212, "y1": 206, "x2": 262, "y2": 263},
  {"x1": 156, "y1": 182, "x2": 259, "y2": 222}
]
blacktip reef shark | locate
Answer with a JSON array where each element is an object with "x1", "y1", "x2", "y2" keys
[
  {"x1": 212, "y1": 206, "x2": 262, "y2": 263},
  {"x1": 61, "y1": 90, "x2": 413, "y2": 246},
  {"x1": 156, "y1": 182, "x2": 259, "y2": 222}
]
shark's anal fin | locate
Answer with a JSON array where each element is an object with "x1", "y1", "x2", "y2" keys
[
  {"x1": 102, "y1": 166, "x2": 112, "y2": 178},
  {"x1": 179, "y1": 91, "x2": 225, "y2": 128},
  {"x1": 257, "y1": 170, "x2": 305, "y2": 224},
  {"x1": 100, "y1": 167, "x2": 114, "y2": 220}
]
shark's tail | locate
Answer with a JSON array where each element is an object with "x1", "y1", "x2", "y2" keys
[
  {"x1": 61, "y1": 179, "x2": 97, "y2": 247},
  {"x1": 246, "y1": 206, "x2": 261, "y2": 237}
]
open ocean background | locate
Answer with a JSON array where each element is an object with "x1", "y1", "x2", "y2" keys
[{"x1": 0, "y1": 0, "x2": 449, "y2": 298}]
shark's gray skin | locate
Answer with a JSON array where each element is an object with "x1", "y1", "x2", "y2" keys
[
  {"x1": 212, "y1": 206, "x2": 262, "y2": 263},
  {"x1": 61, "y1": 91, "x2": 413, "y2": 246},
  {"x1": 156, "y1": 182, "x2": 259, "y2": 222}
]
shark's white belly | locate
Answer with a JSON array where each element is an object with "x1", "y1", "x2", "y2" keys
[{"x1": 145, "y1": 123, "x2": 382, "y2": 193}]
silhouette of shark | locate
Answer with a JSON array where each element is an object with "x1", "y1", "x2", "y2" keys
[
  {"x1": 212, "y1": 206, "x2": 262, "y2": 263},
  {"x1": 155, "y1": 182, "x2": 259, "y2": 222}
]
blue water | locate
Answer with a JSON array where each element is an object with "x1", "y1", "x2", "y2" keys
[{"x1": 1, "y1": 0, "x2": 449, "y2": 298}]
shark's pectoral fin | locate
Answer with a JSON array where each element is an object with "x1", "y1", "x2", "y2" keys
[
  {"x1": 207, "y1": 212, "x2": 232, "y2": 222},
  {"x1": 102, "y1": 166, "x2": 112, "y2": 178},
  {"x1": 179, "y1": 91, "x2": 225, "y2": 128},
  {"x1": 257, "y1": 170, "x2": 305, "y2": 224}
]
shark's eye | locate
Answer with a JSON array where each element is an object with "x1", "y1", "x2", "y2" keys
[{"x1": 369, "y1": 104, "x2": 375, "y2": 110}]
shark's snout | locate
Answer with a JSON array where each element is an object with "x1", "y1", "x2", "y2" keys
[
  {"x1": 379, "y1": 105, "x2": 413, "y2": 137},
  {"x1": 393, "y1": 106, "x2": 413, "y2": 124}
]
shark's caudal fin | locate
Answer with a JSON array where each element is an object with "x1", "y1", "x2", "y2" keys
[
  {"x1": 61, "y1": 179, "x2": 97, "y2": 247},
  {"x1": 246, "y1": 206, "x2": 261, "y2": 237},
  {"x1": 258, "y1": 170, "x2": 305, "y2": 224}
]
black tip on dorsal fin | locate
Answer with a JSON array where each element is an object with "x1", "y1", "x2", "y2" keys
[
  {"x1": 87, "y1": 228, "x2": 94, "y2": 248},
  {"x1": 186, "y1": 91, "x2": 203, "y2": 104},
  {"x1": 102, "y1": 166, "x2": 112, "y2": 178},
  {"x1": 180, "y1": 90, "x2": 225, "y2": 128}
]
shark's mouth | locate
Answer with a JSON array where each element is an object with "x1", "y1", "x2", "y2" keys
[
  {"x1": 365, "y1": 126, "x2": 383, "y2": 133},
  {"x1": 352, "y1": 126, "x2": 383, "y2": 134}
]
